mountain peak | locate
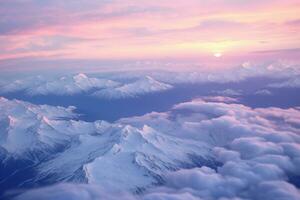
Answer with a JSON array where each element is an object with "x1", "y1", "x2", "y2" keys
[{"x1": 73, "y1": 73, "x2": 88, "y2": 81}]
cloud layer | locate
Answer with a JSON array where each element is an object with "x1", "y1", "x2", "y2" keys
[
  {"x1": 0, "y1": 0, "x2": 299, "y2": 63},
  {"x1": 269, "y1": 77, "x2": 300, "y2": 88},
  {"x1": 119, "y1": 98, "x2": 300, "y2": 199}
]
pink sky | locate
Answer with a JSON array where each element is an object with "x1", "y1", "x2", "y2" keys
[{"x1": 0, "y1": 0, "x2": 300, "y2": 68}]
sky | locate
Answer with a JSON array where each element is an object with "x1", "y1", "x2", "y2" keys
[
  {"x1": 0, "y1": 0, "x2": 300, "y2": 71},
  {"x1": 0, "y1": 2, "x2": 300, "y2": 199}
]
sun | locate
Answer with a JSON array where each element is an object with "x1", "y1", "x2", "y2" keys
[{"x1": 214, "y1": 52, "x2": 222, "y2": 58}]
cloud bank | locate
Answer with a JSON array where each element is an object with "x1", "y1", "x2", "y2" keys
[
  {"x1": 269, "y1": 77, "x2": 300, "y2": 88},
  {"x1": 1, "y1": 0, "x2": 299, "y2": 61},
  {"x1": 119, "y1": 98, "x2": 300, "y2": 199}
]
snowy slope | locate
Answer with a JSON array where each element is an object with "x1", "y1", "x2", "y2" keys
[
  {"x1": 93, "y1": 76, "x2": 173, "y2": 99},
  {"x1": 0, "y1": 74, "x2": 173, "y2": 99},
  {"x1": 0, "y1": 97, "x2": 77, "y2": 160},
  {"x1": 0, "y1": 73, "x2": 120, "y2": 95},
  {"x1": 29, "y1": 73, "x2": 120, "y2": 95},
  {"x1": 0, "y1": 97, "x2": 213, "y2": 193},
  {"x1": 83, "y1": 125, "x2": 211, "y2": 191}
]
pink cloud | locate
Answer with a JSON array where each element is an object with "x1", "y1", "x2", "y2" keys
[{"x1": 0, "y1": 0, "x2": 299, "y2": 63}]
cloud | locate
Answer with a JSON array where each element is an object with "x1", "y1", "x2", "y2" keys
[
  {"x1": 127, "y1": 61, "x2": 300, "y2": 84},
  {"x1": 196, "y1": 19, "x2": 246, "y2": 30},
  {"x1": 230, "y1": 137, "x2": 284, "y2": 159},
  {"x1": 269, "y1": 77, "x2": 300, "y2": 88},
  {"x1": 201, "y1": 96, "x2": 239, "y2": 103},
  {"x1": 1, "y1": 1, "x2": 300, "y2": 61},
  {"x1": 253, "y1": 181, "x2": 300, "y2": 200},
  {"x1": 13, "y1": 184, "x2": 136, "y2": 200},
  {"x1": 156, "y1": 163, "x2": 300, "y2": 200},
  {"x1": 117, "y1": 98, "x2": 300, "y2": 199},
  {"x1": 214, "y1": 89, "x2": 242, "y2": 96},
  {"x1": 255, "y1": 89, "x2": 272, "y2": 95}
]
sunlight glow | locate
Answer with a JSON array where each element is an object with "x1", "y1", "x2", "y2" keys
[{"x1": 214, "y1": 53, "x2": 222, "y2": 58}]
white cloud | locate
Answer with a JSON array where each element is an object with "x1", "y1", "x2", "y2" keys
[
  {"x1": 201, "y1": 96, "x2": 239, "y2": 103},
  {"x1": 13, "y1": 184, "x2": 136, "y2": 200},
  {"x1": 134, "y1": 60, "x2": 300, "y2": 84},
  {"x1": 213, "y1": 89, "x2": 242, "y2": 96},
  {"x1": 253, "y1": 181, "x2": 300, "y2": 200},
  {"x1": 255, "y1": 89, "x2": 272, "y2": 95},
  {"x1": 269, "y1": 77, "x2": 300, "y2": 88},
  {"x1": 0, "y1": 76, "x2": 44, "y2": 93},
  {"x1": 118, "y1": 98, "x2": 300, "y2": 199}
]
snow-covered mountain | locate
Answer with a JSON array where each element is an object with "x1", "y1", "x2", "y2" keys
[
  {"x1": 1, "y1": 96, "x2": 300, "y2": 200},
  {"x1": 0, "y1": 97, "x2": 213, "y2": 194},
  {"x1": 0, "y1": 74, "x2": 173, "y2": 99},
  {"x1": 28, "y1": 73, "x2": 121, "y2": 95},
  {"x1": 0, "y1": 97, "x2": 77, "y2": 159},
  {"x1": 92, "y1": 76, "x2": 173, "y2": 99},
  {"x1": 0, "y1": 73, "x2": 120, "y2": 96}
]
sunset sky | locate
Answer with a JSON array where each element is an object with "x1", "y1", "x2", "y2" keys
[
  {"x1": 1, "y1": 2, "x2": 300, "y2": 199},
  {"x1": 1, "y1": 0, "x2": 300, "y2": 70}
]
